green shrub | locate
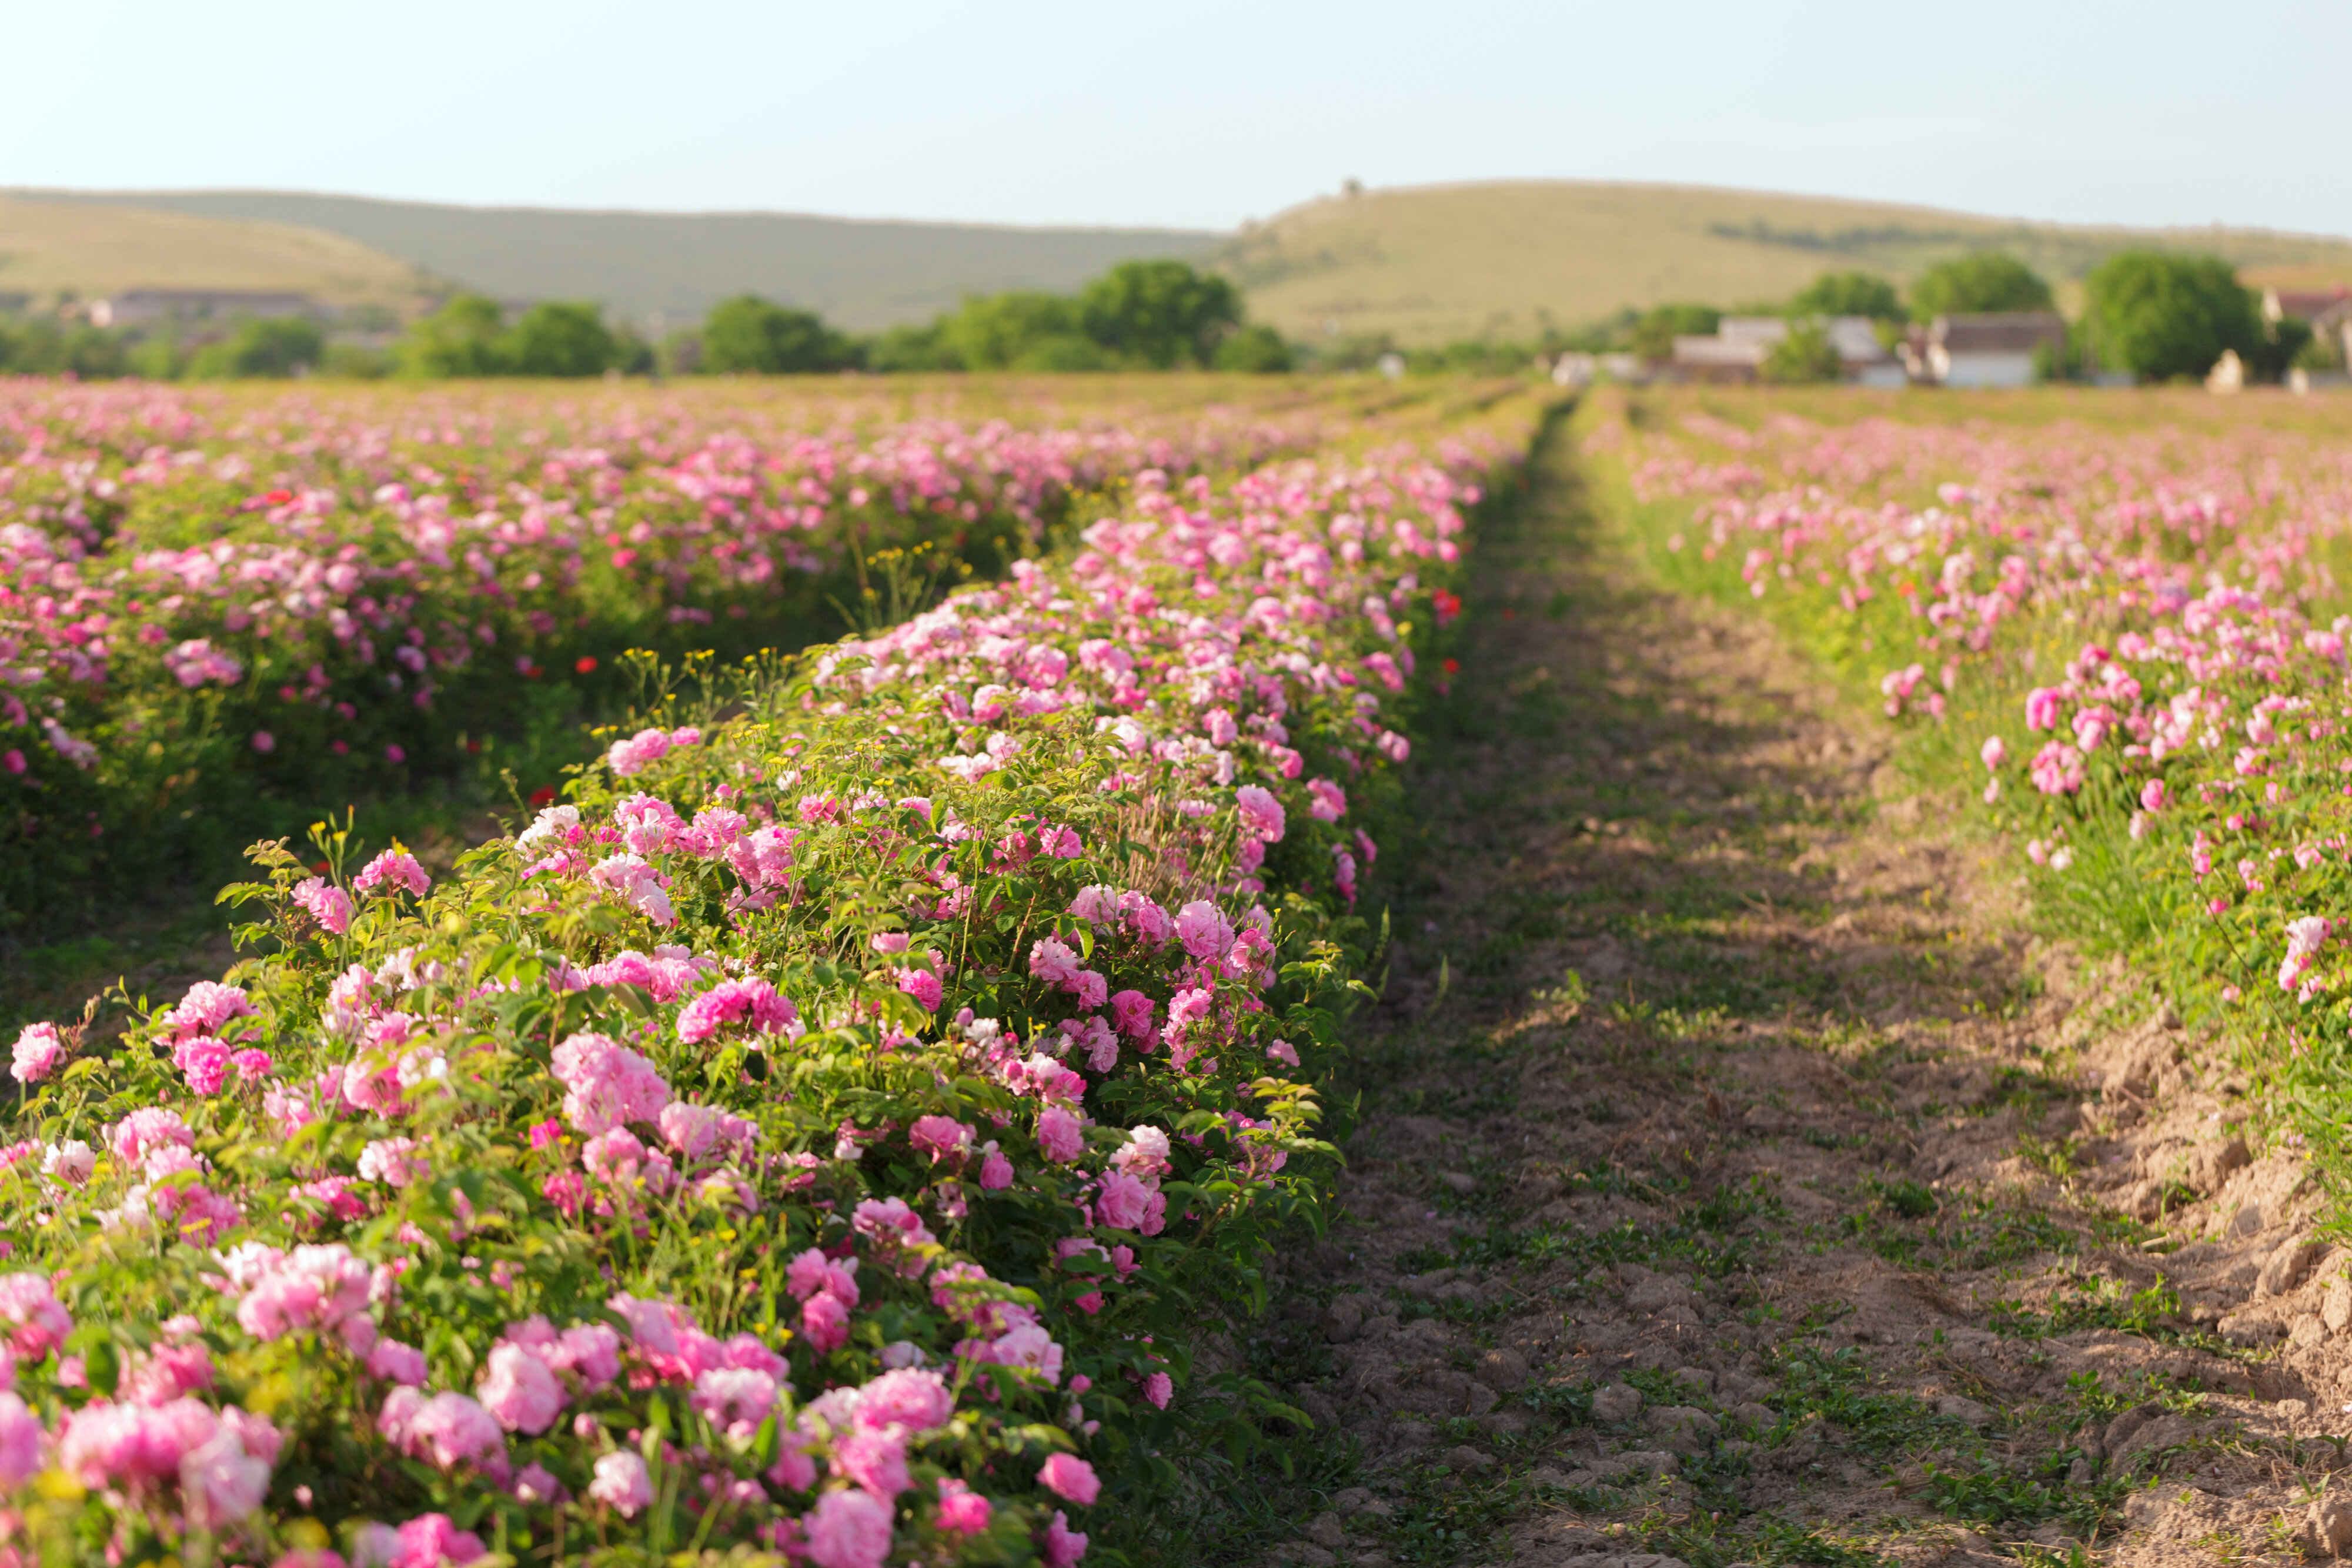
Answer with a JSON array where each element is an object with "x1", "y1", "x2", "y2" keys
[
  {"x1": 2082, "y1": 251, "x2": 2259, "y2": 382},
  {"x1": 500, "y1": 302, "x2": 617, "y2": 378},
  {"x1": 1910, "y1": 253, "x2": 2055, "y2": 319},
  {"x1": 701, "y1": 295, "x2": 858, "y2": 375}
]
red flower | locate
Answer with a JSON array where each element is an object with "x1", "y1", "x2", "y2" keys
[
  {"x1": 574, "y1": 656, "x2": 598, "y2": 675},
  {"x1": 530, "y1": 787, "x2": 557, "y2": 807}
]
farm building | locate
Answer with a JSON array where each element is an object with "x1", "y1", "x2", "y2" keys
[
  {"x1": 1668, "y1": 315, "x2": 1896, "y2": 384},
  {"x1": 2261, "y1": 286, "x2": 2350, "y2": 325},
  {"x1": 1906, "y1": 312, "x2": 2067, "y2": 389},
  {"x1": 88, "y1": 289, "x2": 314, "y2": 328}
]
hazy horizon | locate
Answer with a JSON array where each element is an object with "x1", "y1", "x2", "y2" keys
[
  {"x1": 5, "y1": 2, "x2": 2347, "y2": 238},
  {"x1": 16, "y1": 175, "x2": 2352, "y2": 248}
]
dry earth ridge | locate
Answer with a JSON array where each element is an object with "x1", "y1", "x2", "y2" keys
[{"x1": 1178, "y1": 417, "x2": 2352, "y2": 1568}]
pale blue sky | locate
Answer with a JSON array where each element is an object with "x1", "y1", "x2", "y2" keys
[{"x1": 9, "y1": 1, "x2": 2349, "y2": 237}]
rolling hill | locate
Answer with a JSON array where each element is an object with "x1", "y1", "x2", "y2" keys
[
  {"x1": 9, "y1": 190, "x2": 1221, "y2": 331},
  {"x1": 10, "y1": 181, "x2": 2351, "y2": 347},
  {"x1": 1215, "y1": 181, "x2": 2352, "y2": 345},
  {"x1": 0, "y1": 195, "x2": 432, "y2": 313}
]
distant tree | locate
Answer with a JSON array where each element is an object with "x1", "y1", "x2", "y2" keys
[
  {"x1": 399, "y1": 294, "x2": 506, "y2": 376},
  {"x1": 59, "y1": 325, "x2": 128, "y2": 379},
  {"x1": 1909, "y1": 253, "x2": 2054, "y2": 319},
  {"x1": 189, "y1": 316, "x2": 324, "y2": 379},
  {"x1": 657, "y1": 331, "x2": 702, "y2": 376},
  {"x1": 702, "y1": 295, "x2": 855, "y2": 373},
  {"x1": 0, "y1": 318, "x2": 133, "y2": 377},
  {"x1": 2243, "y1": 316, "x2": 2312, "y2": 383},
  {"x1": 1760, "y1": 323, "x2": 1843, "y2": 384},
  {"x1": 1790, "y1": 271, "x2": 1902, "y2": 322},
  {"x1": 1009, "y1": 333, "x2": 1114, "y2": 372},
  {"x1": 941, "y1": 292, "x2": 1083, "y2": 370},
  {"x1": 1077, "y1": 260, "x2": 1241, "y2": 367},
  {"x1": 2083, "y1": 252, "x2": 2260, "y2": 382},
  {"x1": 320, "y1": 342, "x2": 392, "y2": 379},
  {"x1": 1213, "y1": 323, "x2": 1295, "y2": 373},
  {"x1": 129, "y1": 330, "x2": 188, "y2": 380},
  {"x1": 610, "y1": 327, "x2": 657, "y2": 376},
  {"x1": 0, "y1": 318, "x2": 57, "y2": 375},
  {"x1": 500, "y1": 302, "x2": 617, "y2": 377},
  {"x1": 2296, "y1": 321, "x2": 2346, "y2": 372},
  {"x1": 1627, "y1": 304, "x2": 1722, "y2": 362},
  {"x1": 1294, "y1": 333, "x2": 1399, "y2": 373},
  {"x1": 866, "y1": 321, "x2": 956, "y2": 373}
]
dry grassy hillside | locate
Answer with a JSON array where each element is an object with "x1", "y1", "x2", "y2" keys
[
  {"x1": 1219, "y1": 180, "x2": 2352, "y2": 345},
  {"x1": 0, "y1": 197, "x2": 432, "y2": 312},
  {"x1": 16, "y1": 191, "x2": 1221, "y2": 329}
]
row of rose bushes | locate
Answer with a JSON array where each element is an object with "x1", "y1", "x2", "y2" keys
[
  {"x1": 1578, "y1": 387, "x2": 2352, "y2": 1182},
  {"x1": 0, "y1": 435, "x2": 1504, "y2": 1566},
  {"x1": 0, "y1": 379, "x2": 1323, "y2": 932}
]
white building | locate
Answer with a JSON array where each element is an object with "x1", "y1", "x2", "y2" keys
[
  {"x1": 89, "y1": 290, "x2": 315, "y2": 329},
  {"x1": 1668, "y1": 315, "x2": 1895, "y2": 383},
  {"x1": 1909, "y1": 313, "x2": 2067, "y2": 389}
]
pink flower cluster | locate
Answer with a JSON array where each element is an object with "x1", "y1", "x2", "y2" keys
[{"x1": 0, "y1": 416, "x2": 1513, "y2": 1565}]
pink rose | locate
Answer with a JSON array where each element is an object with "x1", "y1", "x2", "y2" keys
[
  {"x1": 937, "y1": 1476, "x2": 993, "y2": 1533},
  {"x1": 801, "y1": 1292, "x2": 849, "y2": 1354},
  {"x1": 804, "y1": 1488, "x2": 894, "y2": 1568},
  {"x1": 589, "y1": 1450, "x2": 654, "y2": 1515},
  {"x1": 477, "y1": 1342, "x2": 564, "y2": 1433},
  {"x1": 1095, "y1": 1169, "x2": 1153, "y2": 1231},
  {"x1": 1037, "y1": 1105, "x2": 1085, "y2": 1164},
  {"x1": 1040, "y1": 1452, "x2": 1100, "y2": 1505},
  {"x1": 11, "y1": 1023, "x2": 62, "y2": 1085},
  {"x1": 1043, "y1": 1509, "x2": 1090, "y2": 1568}
]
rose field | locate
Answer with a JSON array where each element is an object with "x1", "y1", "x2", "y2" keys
[
  {"x1": 21, "y1": 373, "x2": 2352, "y2": 1568},
  {"x1": 0, "y1": 375, "x2": 1509, "y2": 938},
  {"x1": 0, "y1": 371, "x2": 1546, "y2": 1568},
  {"x1": 1585, "y1": 387, "x2": 2352, "y2": 1166}
]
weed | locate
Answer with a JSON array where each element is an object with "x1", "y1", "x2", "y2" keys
[
  {"x1": 1918, "y1": 1455, "x2": 2126, "y2": 1533},
  {"x1": 1862, "y1": 1175, "x2": 1939, "y2": 1218},
  {"x1": 1986, "y1": 1279, "x2": 2184, "y2": 1341},
  {"x1": 1769, "y1": 1345, "x2": 1975, "y2": 1456},
  {"x1": 1837, "y1": 1187, "x2": 2078, "y2": 1271}
]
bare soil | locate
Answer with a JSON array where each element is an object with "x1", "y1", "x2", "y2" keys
[{"x1": 1207, "y1": 422, "x2": 2352, "y2": 1568}]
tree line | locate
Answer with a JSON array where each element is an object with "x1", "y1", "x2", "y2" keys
[
  {"x1": 4, "y1": 249, "x2": 2330, "y2": 386},
  {"x1": 0, "y1": 260, "x2": 1295, "y2": 381}
]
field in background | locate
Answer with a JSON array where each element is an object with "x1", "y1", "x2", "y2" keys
[
  {"x1": 0, "y1": 369, "x2": 1544, "y2": 991},
  {"x1": 1226, "y1": 180, "x2": 2352, "y2": 345},
  {"x1": 0, "y1": 194, "x2": 432, "y2": 312}
]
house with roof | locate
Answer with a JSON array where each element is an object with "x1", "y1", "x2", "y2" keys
[
  {"x1": 1902, "y1": 313, "x2": 2066, "y2": 389},
  {"x1": 88, "y1": 290, "x2": 315, "y2": 329},
  {"x1": 2260, "y1": 286, "x2": 2352, "y2": 372},
  {"x1": 1668, "y1": 315, "x2": 1899, "y2": 385},
  {"x1": 2261, "y1": 286, "x2": 2350, "y2": 326}
]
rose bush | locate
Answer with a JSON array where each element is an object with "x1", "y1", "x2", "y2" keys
[
  {"x1": 0, "y1": 436, "x2": 1509, "y2": 1565},
  {"x1": 0, "y1": 380, "x2": 1325, "y2": 934}
]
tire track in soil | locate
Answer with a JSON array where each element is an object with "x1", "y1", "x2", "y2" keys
[{"x1": 1207, "y1": 417, "x2": 2352, "y2": 1568}]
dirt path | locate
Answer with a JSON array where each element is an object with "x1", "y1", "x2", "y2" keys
[{"x1": 1189, "y1": 418, "x2": 2352, "y2": 1568}]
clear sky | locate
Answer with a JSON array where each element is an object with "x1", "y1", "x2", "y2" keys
[{"x1": 9, "y1": 0, "x2": 2349, "y2": 238}]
